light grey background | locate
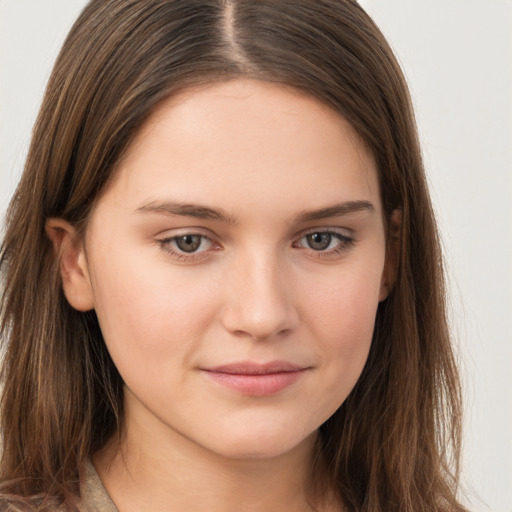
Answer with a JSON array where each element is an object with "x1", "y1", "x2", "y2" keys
[{"x1": 1, "y1": 1, "x2": 511, "y2": 510}]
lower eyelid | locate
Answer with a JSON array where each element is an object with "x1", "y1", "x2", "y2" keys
[{"x1": 157, "y1": 242, "x2": 212, "y2": 263}]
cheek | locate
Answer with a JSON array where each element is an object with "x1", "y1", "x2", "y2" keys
[
  {"x1": 320, "y1": 292, "x2": 376, "y2": 379},
  {"x1": 305, "y1": 261, "x2": 383, "y2": 341},
  {"x1": 299, "y1": 261, "x2": 383, "y2": 397},
  {"x1": 88, "y1": 249, "x2": 220, "y2": 371}
]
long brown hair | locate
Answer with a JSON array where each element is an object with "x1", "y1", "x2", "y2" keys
[{"x1": 1, "y1": 1, "x2": 466, "y2": 510}]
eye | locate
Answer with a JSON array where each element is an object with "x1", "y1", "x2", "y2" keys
[
  {"x1": 294, "y1": 230, "x2": 354, "y2": 254},
  {"x1": 157, "y1": 233, "x2": 216, "y2": 261}
]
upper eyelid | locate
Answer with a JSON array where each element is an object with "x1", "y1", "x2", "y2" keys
[
  {"x1": 294, "y1": 226, "x2": 354, "y2": 239},
  {"x1": 156, "y1": 227, "x2": 217, "y2": 241}
]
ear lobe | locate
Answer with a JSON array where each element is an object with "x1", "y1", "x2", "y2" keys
[
  {"x1": 379, "y1": 208, "x2": 402, "y2": 302},
  {"x1": 45, "y1": 218, "x2": 95, "y2": 311}
]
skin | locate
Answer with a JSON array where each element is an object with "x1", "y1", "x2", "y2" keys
[{"x1": 48, "y1": 79, "x2": 398, "y2": 512}]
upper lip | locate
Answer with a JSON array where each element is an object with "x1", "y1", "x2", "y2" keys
[{"x1": 204, "y1": 361, "x2": 308, "y2": 375}]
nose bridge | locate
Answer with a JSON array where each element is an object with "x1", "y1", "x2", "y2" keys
[{"x1": 221, "y1": 245, "x2": 297, "y2": 340}]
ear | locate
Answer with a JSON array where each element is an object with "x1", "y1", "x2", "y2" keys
[
  {"x1": 379, "y1": 209, "x2": 402, "y2": 302},
  {"x1": 45, "y1": 218, "x2": 95, "y2": 311}
]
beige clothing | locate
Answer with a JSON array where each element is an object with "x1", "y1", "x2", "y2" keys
[
  {"x1": 0, "y1": 462, "x2": 118, "y2": 512},
  {"x1": 78, "y1": 461, "x2": 118, "y2": 512}
]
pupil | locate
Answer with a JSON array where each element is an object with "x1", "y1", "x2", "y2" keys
[
  {"x1": 176, "y1": 235, "x2": 201, "y2": 252},
  {"x1": 308, "y1": 232, "x2": 331, "y2": 250}
]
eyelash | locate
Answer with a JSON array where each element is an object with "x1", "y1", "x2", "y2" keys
[
  {"x1": 293, "y1": 229, "x2": 355, "y2": 258},
  {"x1": 156, "y1": 229, "x2": 355, "y2": 262},
  {"x1": 157, "y1": 233, "x2": 217, "y2": 262}
]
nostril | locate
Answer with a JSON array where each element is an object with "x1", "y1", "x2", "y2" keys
[{"x1": 230, "y1": 326, "x2": 293, "y2": 342}]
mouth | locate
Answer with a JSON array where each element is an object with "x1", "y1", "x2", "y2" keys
[{"x1": 201, "y1": 361, "x2": 310, "y2": 396}]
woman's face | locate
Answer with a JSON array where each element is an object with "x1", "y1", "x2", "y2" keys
[{"x1": 76, "y1": 79, "x2": 391, "y2": 460}]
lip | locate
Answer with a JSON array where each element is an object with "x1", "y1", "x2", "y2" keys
[{"x1": 202, "y1": 361, "x2": 309, "y2": 396}]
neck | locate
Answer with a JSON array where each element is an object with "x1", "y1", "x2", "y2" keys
[{"x1": 93, "y1": 400, "x2": 336, "y2": 512}]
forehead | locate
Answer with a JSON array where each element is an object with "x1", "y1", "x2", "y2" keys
[{"x1": 99, "y1": 79, "x2": 381, "y2": 218}]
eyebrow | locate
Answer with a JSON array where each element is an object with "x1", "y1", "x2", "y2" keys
[
  {"x1": 294, "y1": 200, "x2": 375, "y2": 223},
  {"x1": 135, "y1": 200, "x2": 235, "y2": 223},
  {"x1": 135, "y1": 199, "x2": 374, "y2": 223}
]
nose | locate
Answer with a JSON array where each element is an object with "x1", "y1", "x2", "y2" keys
[{"x1": 220, "y1": 251, "x2": 299, "y2": 341}]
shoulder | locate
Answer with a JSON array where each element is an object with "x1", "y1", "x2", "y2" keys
[
  {"x1": 0, "y1": 461, "x2": 116, "y2": 512},
  {"x1": 78, "y1": 461, "x2": 118, "y2": 512}
]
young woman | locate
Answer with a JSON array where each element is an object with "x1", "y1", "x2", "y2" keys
[{"x1": 0, "y1": 1, "x2": 467, "y2": 511}]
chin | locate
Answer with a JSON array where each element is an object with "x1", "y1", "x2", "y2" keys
[{"x1": 201, "y1": 425, "x2": 318, "y2": 462}]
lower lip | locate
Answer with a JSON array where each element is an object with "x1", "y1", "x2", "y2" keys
[{"x1": 203, "y1": 370, "x2": 307, "y2": 396}]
